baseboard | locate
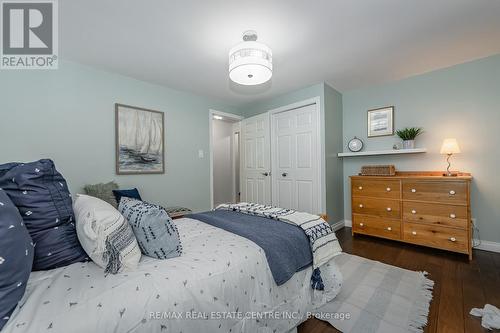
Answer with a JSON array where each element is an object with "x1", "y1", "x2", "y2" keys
[
  {"x1": 473, "y1": 239, "x2": 500, "y2": 253},
  {"x1": 343, "y1": 219, "x2": 352, "y2": 227},
  {"x1": 331, "y1": 220, "x2": 345, "y2": 231}
]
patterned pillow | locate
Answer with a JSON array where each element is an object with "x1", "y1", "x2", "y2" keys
[
  {"x1": 0, "y1": 159, "x2": 88, "y2": 271},
  {"x1": 0, "y1": 190, "x2": 34, "y2": 330},
  {"x1": 84, "y1": 181, "x2": 119, "y2": 208},
  {"x1": 118, "y1": 197, "x2": 182, "y2": 259},
  {"x1": 73, "y1": 194, "x2": 141, "y2": 274}
]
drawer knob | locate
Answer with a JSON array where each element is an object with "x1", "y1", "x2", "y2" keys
[
  {"x1": 358, "y1": 186, "x2": 363, "y2": 190},
  {"x1": 450, "y1": 237, "x2": 457, "y2": 242},
  {"x1": 387, "y1": 227, "x2": 392, "y2": 231},
  {"x1": 359, "y1": 223, "x2": 364, "y2": 227},
  {"x1": 449, "y1": 190, "x2": 456, "y2": 195},
  {"x1": 386, "y1": 187, "x2": 391, "y2": 192},
  {"x1": 411, "y1": 209, "x2": 417, "y2": 214},
  {"x1": 411, "y1": 188, "x2": 417, "y2": 193},
  {"x1": 359, "y1": 204, "x2": 364, "y2": 208},
  {"x1": 412, "y1": 231, "x2": 417, "y2": 235},
  {"x1": 450, "y1": 214, "x2": 456, "y2": 219},
  {"x1": 386, "y1": 207, "x2": 392, "y2": 212}
]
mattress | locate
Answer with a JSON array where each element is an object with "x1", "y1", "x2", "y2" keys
[{"x1": 3, "y1": 218, "x2": 342, "y2": 333}]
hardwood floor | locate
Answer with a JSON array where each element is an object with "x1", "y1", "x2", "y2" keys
[{"x1": 298, "y1": 227, "x2": 500, "y2": 333}]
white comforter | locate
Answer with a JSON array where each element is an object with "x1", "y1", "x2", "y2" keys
[{"x1": 4, "y1": 218, "x2": 342, "y2": 333}]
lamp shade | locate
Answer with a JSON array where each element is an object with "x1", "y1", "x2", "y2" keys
[
  {"x1": 440, "y1": 138, "x2": 461, "y2": 155},
  {"x1": 229, "y1": 32, "x2": 272, "y2": 86}
]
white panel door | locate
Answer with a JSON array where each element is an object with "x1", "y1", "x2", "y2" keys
[
  {"x1": 271, "y1": 104, "x2": 319, "y2": 214},
  {"x1": 240, "y1": 113, "x2": 271, "y2": 205}
]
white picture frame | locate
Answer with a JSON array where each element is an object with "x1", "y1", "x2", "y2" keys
[{"x1": 367, "y1": 106, "x2": 394, "y2": 137}]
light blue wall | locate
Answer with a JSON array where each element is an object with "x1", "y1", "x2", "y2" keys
[
  {"x1": 342, "y1": 55, "x2": 500, "y2": 242},
  {"x1": 324, "y1": 84, "x2": 344, "y2": 223},
  {"x1": 238, "y1": 83, "x2": 344, "y2": 223},
  {"x1": 0, "y1": 60, "x2": 239, "y2": 212}
]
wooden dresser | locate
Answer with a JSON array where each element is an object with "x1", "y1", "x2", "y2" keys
[{"x1": 350, "y1": 172, "x2": 472, "y2": 259}]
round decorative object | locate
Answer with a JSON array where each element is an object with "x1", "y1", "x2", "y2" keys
[
  {"x1": 348, "y1": 137, "x2": 363, "y2": 152},
  {"x1": 229, "y1": 31, "x2": 272, "y2": 85}
]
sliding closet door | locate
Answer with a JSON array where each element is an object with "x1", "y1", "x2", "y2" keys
[
  {"x1": 271, "y1": 104, "x2": 320, "y2": 214},
  {"x1": 240, "y1": 113, "x2": 271, "y2": 205}
]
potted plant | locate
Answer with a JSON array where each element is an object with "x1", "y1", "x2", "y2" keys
[{"x1": 396, "y1": 127, "x2": 423, "y2": 149}]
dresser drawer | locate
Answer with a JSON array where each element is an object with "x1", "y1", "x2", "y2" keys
[
  {"x1": 403, "y1": 222, "x2": 468, "y2": 253},
  {"x1": 403, "y1": 202, "x2": 468, "y2": 229},
  {"x1": 353, "y1": 215, "x2": 401, "y2": 240},
  {"x1": 352, "y1": 179, "x2": 400, "y2": 199},
  {"x1": 352, "y1": 197, "x2": 401, "y2": 219},
  {"x1": 402, "y1": 180, "x2": 467, "y2": 205}
]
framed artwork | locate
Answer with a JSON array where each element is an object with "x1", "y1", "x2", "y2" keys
[
  {"x1": 367, "y1": 106, "x2": 394, "y2": 137},
  {"x1": 115, "y1": 103, "x2": 165, "y2": 174}
]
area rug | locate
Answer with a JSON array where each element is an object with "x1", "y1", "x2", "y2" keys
[{"x1": 314, "y1": 253, "x2": 434, "y2": 333}]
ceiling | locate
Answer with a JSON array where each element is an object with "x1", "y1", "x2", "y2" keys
[{"x1": 60, "y1": 0, "x2": 500, "y2": 106}]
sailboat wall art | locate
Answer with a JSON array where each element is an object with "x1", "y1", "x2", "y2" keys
[{"x1": 115, "y1": 103, "x2": 165, "y2": 174}]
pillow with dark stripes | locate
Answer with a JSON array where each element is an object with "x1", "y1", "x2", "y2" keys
[{"x1": 118, "y1": 197, "x2": 182, "y2": 259}]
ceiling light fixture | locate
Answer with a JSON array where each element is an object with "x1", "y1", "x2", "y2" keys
[{"x1": 228, "y1": 30, "x2": 272, "y2": 85}]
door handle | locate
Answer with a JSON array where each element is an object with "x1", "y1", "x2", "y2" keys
[
  {"x1": 261, "y1": 172, "x2": 269, "y2": 176},
  {"x1": 282, "y1": 172, "x2": 288, "y2": 177}
]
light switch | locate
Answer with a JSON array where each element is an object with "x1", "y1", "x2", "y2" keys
[{"x1": 198, "y1": 149, "x2": 204, "y2": 158}]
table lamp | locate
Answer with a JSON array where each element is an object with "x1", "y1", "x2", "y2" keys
[{"x1": 440, "y1": 138, "x2": 461, "y2": 176}]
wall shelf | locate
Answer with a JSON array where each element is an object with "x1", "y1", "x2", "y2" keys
[{"x1": 337, "y1": 148, "x2": 427, "y2": 157}]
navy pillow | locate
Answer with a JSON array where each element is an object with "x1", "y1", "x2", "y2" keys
[
  {"x1": 0, "y1": 159, "x2": 88, "y2": 271},
  {"x1": 112, "y1": 188, "x2": 142, "y2": 204},
  {"x1": 0, "y1": 190, "x2": 34, "y2": 330}
]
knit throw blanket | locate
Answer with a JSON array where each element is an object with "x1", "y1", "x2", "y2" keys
[{"x1": 216, "y1": 202, "x2": 342, "y2": 288}]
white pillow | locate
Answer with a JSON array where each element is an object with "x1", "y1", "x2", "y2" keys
[{"x1": 73, "y1": 194, "x2": 141, "y2": 273}]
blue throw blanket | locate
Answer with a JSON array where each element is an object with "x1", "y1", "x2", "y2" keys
[{"x1": 189, "y1": 210, "x2": 314, "y2": 286}]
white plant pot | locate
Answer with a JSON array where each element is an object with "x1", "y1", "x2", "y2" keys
[{"x1": 402, "y1": 140, "x2": 415, "y2": 149}]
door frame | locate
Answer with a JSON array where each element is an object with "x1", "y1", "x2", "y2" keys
[
  {"x1": 209, "y1": 109, "x2": 244, "y2": 209},
  {"x1": 268, "y1": 97, "x2": 326, "y2": 214},
  {"x1": 231, "y1": 122, "x2": 241, "y2": 203}
]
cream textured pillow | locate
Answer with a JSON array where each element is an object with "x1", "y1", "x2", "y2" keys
[{"x1": 73, "y1": 194, "x2": 141, "y2": 274}]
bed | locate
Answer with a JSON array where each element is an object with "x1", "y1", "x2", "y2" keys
[{"x1": 3, "y1": 217, "x2": 342, "y2": 333}]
